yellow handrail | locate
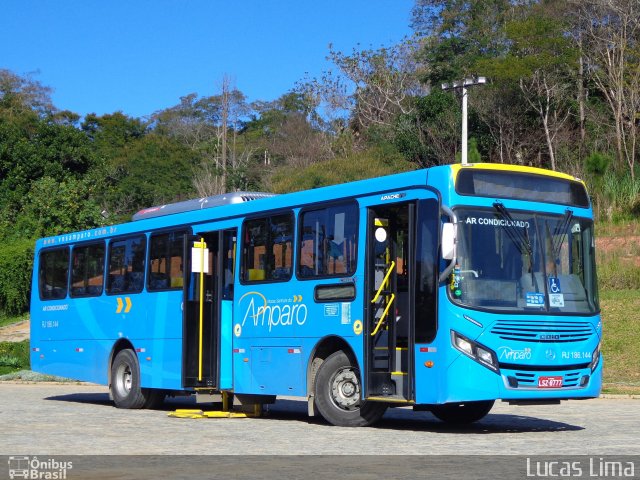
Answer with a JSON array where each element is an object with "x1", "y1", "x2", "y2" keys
[
  {"x1": 371, "y1": 261, "x2": 395, "y2": 304},
  {"x1": 371, "y1": 293, "x2": 395, "y2": 336}
]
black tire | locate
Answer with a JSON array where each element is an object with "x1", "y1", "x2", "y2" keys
[
  {"x1": 430, "y1": 400, "x2": 494, "y2": 424},
  {"x1": 314, "y1": 350, "x2": 388, "y2": 427},
  {"x1": 110, "y1": 349, "x2": 164, "y2": 409}
]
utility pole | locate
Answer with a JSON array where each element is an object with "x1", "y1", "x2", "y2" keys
[{"x1": 441, "y1": 77, "x2": 486, "y2": 165}]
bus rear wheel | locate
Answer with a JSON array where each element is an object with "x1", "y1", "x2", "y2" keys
[
  {"x1": 314, "y1": 350, "x2": 388, "y2": 427},
  {"x1": 110, "y1": 349, "x2": 164, "y2": 409},
  {"x1": 430, "y1": 400, "x2": 494, "y2": 424}
]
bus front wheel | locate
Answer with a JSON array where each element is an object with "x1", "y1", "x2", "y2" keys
[
  {"x1": 430, "y1": 400, "x2": 494, "y2": 424},
  {"x1": 314, "y1": 350, "x2": 387, "y2": 427},
  {"x1": 110, "y1": 349, "x2": 164, "y2": 409}
]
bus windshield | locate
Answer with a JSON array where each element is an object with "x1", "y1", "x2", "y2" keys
[{"x1": 450, "y1": 206, "x2": 599, "y2": 314}]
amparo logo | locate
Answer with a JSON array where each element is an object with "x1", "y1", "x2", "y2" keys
[
  {"x1": 498, "y1": 346, "x2": 532, "y2": 361},
  {"x1": 240, "y1": 291, "x2": 308, "y2": 332}
]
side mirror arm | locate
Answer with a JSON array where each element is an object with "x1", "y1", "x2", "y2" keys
[{"x1": 439, "y1": 205, "x2": 457, "y2": 283}]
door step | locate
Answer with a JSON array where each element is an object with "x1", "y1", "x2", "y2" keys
[{"x1": 367, "y1": 396, "x2": 414, "y2": 404}]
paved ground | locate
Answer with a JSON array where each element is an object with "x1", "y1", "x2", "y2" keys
[{"x1": 0, "y1": 383, "x2": 638, "y2": 456}]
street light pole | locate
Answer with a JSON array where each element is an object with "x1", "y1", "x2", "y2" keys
[{"x1": 442, "y1": 77, "x2": 486, "y2": 165}]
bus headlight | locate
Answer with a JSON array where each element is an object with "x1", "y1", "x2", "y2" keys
[
  {"x1": 590, "y1": 343, "x2": 601, "y2": 372},
  {"x1": 451, "y1": 330, "x2": 499, "y2": 373}
]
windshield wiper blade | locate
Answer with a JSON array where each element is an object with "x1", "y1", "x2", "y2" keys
[
  {"x1": 493, "y1": 202, "x2": 539, "y2": 292},
  {"x1": 551, "y1": 209, "x2": 573, "y2": 261},
  {"x1": 492, "y1": 202, "x2": 533, "y2": 257}
]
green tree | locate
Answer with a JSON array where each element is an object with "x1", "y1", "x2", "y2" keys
[
  {"x1": 411, "y1": 0, "x2": 513, "y2": 86},
  {"x1": 479, "y1": 3, "x2": 578, "y2": 170}
]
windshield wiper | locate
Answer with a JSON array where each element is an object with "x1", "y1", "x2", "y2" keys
[
  {"x1": 492, "y1": 202, "x2": 533, "y2": 258},
  {"x1": 551, "y1": 209, "x2": 573, "y2": 264},
  {"x1": 493, "y1": 202, "x2": 539, "y2": 294}
]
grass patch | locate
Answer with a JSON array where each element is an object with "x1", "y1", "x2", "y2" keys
[
  {"x1": 0, "y1": 340, "x2": 30, "y2": 375},
  {"x1": 600, "y1": 289, "x2": 640, "y2": 388},
  {"x1": 597, "y1": 254, "x2": 640, "y2": 290},
  {"x1": 596, "y1": 219, "x2": 640, "y2": 237}
]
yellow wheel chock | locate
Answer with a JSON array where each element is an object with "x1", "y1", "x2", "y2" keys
[
  {"x1": 168, "y1": 392, "x2": 263, "y2": 419},
  {"x1": 168, "y1": 406, "x2": 262, "y2": 419}
]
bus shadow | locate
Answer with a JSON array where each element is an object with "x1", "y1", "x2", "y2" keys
[
  {"x1": 44, "y1": 392, "x2": 113, "y2": 406},
  {"x1": 43, "y1": 395, "x2": 584, "y2": 434},
  {"x1": 44, "y1": 392, "x2": 198, "y2": 409},
  {"x1": 266, "y1": 400, "x2": 585, "y2": 434},
  {"x1": 374, "y1": 413, "x2": 585, "y2": 434}
]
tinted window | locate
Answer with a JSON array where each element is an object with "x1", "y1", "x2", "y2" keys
[
  {"x1": 222, "y1": 230, "x2": 236, "y2": 299},
  {"x1": 456, "y1": 170, "x2": 590, "y2": 208},
  {"x1": 298, "y1": 203, "x2": 358, "y2": 278},
  {"x1": 414, "y1": 199, "x2": 439, "y2": 343},
  {"x1": 39, "y1": 248, "x2": 69, "y2": 300},
  {"x1": 242, "y1": 213, "x2": 294, "y2": 282},
  {"x1": 148, "y1": 231, "x2": 185, "y2": 291},
  {"x1": 107, "y1": 236, "x2": 146, "y2": 294},
  {"x1": 70, "y1": 243, "x2": 105, "y2": 297}
]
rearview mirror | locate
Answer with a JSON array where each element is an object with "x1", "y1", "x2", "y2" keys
[{"x1": 442, "y1": 223, "x2": 455, "y2": 260}]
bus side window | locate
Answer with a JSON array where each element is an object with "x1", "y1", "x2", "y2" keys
[
  {"x1": 242, "y1": 213, "x2": 294, "y2": 283},
  {"x1": 297, "y1": 202, "x2": 358, "y2": 279},
  {"x1": 39, "y1": 247, "x2": 70, "y2": 300},
  {"x1": 148, "y1": 231, "x2": 185, "y2": 292},
  {"x1": 107, "y1": 235, "x2": 146, "y2": 294},
  {"x1": 70, "y1": 243, "x2": 105, "y2": 298}
]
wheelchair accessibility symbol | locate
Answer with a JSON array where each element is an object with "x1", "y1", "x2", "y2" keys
[{"x1": 548, "y1": 277, "x2": 561, "y2": 294}]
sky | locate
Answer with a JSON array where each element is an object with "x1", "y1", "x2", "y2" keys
[{"x1": 0, "y1": 1, "x2": 414, "y2": 119}]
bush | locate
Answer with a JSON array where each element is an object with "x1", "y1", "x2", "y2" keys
[
  {"x1": 0, "y1": 340, "x2": 30, "y2": 374},
  {"x1": 0, "y1": 239, "x2": 34, "y2": 315},
  {"x1": 585, "y1": 151, "x2": 611, "y2": 175}
]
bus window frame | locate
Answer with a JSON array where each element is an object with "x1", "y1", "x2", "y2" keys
[
  {"x1": 147, "y1": 228, "x2": 190, "y2": 293},
  {"x1": 295, "y1": 200, "x2": 360, "y2": 281},
  {"x1": 69, "y1": 240, "x2": 107, "y2": 299},
  {"x1": 239, "y1": 209, "x2": 295, "y2": 285},
  {"x1": 105, "y1": 233, "x2": 148, "y2": 296},
  {"x1": 38, "y1": 246, "x2": 71, "y2": 301}
]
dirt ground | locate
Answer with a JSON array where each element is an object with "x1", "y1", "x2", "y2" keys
[{"x1": 0, "y1": 319, "x2": 29, "y2": 342}]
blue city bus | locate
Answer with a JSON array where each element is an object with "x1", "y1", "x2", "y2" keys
[{"x1": 30, "y1": 163, "x2": 601, "y2": 426}]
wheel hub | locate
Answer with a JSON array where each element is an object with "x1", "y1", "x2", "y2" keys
[
  {"x1": 330, "y1": 368, "x2": 360, "y2": 410},
  {"x1": 115, "y1": 363, "x2": 132, "y2": 396}
]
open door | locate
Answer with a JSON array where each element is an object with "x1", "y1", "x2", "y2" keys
[
  {"x1": 365, "y1": 202, "x2": 415, "y2": 402},
  {"x1": 182, "y1": 229, "x2": 236, "y2": 389}
]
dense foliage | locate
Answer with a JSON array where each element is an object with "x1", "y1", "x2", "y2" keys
[{"x1": 0, "y1": 0, "x2": 639, "y2": 316}]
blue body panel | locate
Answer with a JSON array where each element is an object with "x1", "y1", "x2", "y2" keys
[{"x1": 30, "y1": 164, "x2": 602, "y2": 407}]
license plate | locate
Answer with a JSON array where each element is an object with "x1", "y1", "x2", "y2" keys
[{"x1": 538, "y1": 376, "x2": 563, "y2": 388}]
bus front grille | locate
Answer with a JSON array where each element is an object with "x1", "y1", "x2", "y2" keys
[
  {"x1": 506, "y1": 370, "x2": 586, "y2": 389},
  {"x1": 492, "y1": 320, "x2": 592, "y2": 343}
]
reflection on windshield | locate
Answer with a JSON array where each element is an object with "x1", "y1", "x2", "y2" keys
[{"x1": 449, "y1": 207, "x2": 599, "y2": 314}]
